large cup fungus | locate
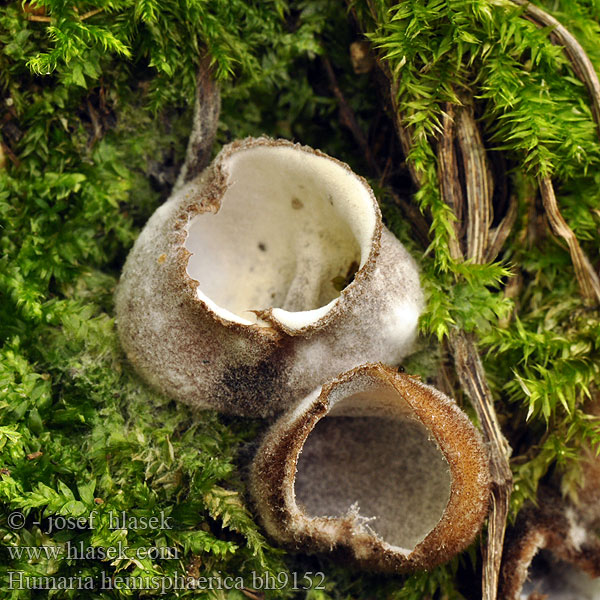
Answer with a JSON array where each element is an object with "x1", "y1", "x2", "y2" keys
[
  {"x1": 115, "y1": 137, "x2": 424, "y2": 417},
  {"x1": 249, "y1": 363, "x2": 490, "y2": 572}
]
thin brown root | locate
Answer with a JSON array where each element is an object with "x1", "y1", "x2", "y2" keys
[
  {"x1": 175, "y1": 55, "x2": 221, "y2": 189},
  {"x1": 456, "y1": 105, "x2": 493, "y2": 264},
  {"x1": 486, "y1": 194, "x2": 518, "y2": 263},
  {"x1": 450, "y1": 332, "x2": 513, "y2": 600},
  {"x1": 438, "y1": 105, "x2": 465, "y2": 261},
  {"x1": 539, "y1": 176, "x2": 600, "y2": 305}
]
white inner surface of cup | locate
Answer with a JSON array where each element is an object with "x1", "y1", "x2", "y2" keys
[{"x1": 185, "y1": 145, "x2": 376, "y2": 328}]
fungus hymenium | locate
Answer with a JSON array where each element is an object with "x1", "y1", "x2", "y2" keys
[
  {"x1": 249, "y1": 363, "x2": 490, "y2": 572},
  {"x1": 115, "y1": 137, "x2": 424, "y2": 416}
]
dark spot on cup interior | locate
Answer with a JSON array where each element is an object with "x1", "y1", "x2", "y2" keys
[
  {"x1": 332, "y1": 260, "x2": 359, "y2": 292},
  {"x1": 258, "y1": 242, "x2": 267, "y2": 251},
  {"x1": 291, "y1": 197, "x2": 304, "y2": 210}
]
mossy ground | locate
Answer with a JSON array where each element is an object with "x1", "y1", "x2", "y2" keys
[{"x1": 1, "y1": 1, "x2": 600, "y2": 598}]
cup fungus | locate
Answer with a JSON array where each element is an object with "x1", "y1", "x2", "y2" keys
[
  {"x1": 500, "y1": 487, "x2": 600, "y2": 599},
  {"x1": 115, "y1": 137, "x2": 424, "y2": 416},
  {"x1": 500, "y1": 398, "x2": 600, "y2": 598},
  {"x1": 249, "y1": 363, "x2": 490, "y2": 572}
]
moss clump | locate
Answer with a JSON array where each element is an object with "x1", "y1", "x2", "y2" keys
[{"x1": 1, "y1": 0, "x2": 600, "y2": 598}]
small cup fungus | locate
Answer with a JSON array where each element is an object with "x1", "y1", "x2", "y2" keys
[
  {"x1": 500, "y1": 399, "x2": 600, "y2": 598},
  {"x1": 115, "y1": 137, "x2": 424, "y2": 416},
  {"x1": 249, "y1": 363, "x2": 490, "y2": 572}
]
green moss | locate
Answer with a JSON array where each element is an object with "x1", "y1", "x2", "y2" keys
[{"x1": 2, "y1": 0, "x2": 600, "y2": 598}]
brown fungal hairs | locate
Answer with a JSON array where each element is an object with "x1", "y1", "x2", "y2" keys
[{"x1": 249, "y1": 363, "x2": 491, "y2": 572}]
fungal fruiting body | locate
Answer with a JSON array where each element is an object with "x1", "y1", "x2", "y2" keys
[
  {"x1": 115, "y1": 137, "x2": 424, "y2": 417},
  {"x1": 249, "y1": 363, "x2": 490, "y2": 571},
  {"x1": 500, "y1": 398, "x2": 600, "y2": 599},
  {"x1": 500, "y1": 487, "x2": 600, "y2": 600}
]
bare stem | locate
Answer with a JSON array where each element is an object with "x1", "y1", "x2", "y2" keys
[
  {"x1": 25, "y1": 14, "x2": 51, "y2": 22},
  {"x1": 437, "y1": 99, "x2": 513, "y2": 600},
  {"x1": 539, "y1": 176, "x2": 600, "y2": 304},
  {"x1": 80, "y1": 8, "x2": 104, "y2": 20},
  {"x1": 175, "y1": 55, "x2": 221, "y2": 189},
  {"x1": 450, "y1": 332, "x2": 513, "y2": 600},
  {"x1": 437, "y1": 105, "x2": 465, "y2": 261},
  {"x1": 485, "y1": 195, "x2": 518, "y2": 264},
  {"x1": 456, "y1": 106, "x2": 493, "y2": 263}
]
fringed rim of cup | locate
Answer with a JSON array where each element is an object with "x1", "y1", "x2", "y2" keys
[
  {"x1": 174, "y1": 137, "x2": 383, "y2": 335},
  {"x1": 250, "y1": 363, "x2": 491, "y2": 572}
]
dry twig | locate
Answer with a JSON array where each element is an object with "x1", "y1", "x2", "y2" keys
[
  {"x1": 80, "y1": 8, "x2": 103, "y2": 20},
  {"x1": 437, "y1": 105, "x2": 465, "y2": 262},
  {"x1": 485, "y1": 195, "x2": 518, "y2": 264},
  {"x1": 24, "y1": 7, "x2": 103, "y2": 22},
  {"x1": 25, "y1": 14, "x2": 51, "y2": 22},
  {"x1": 438, "y1": 104, "x2": 514, "y2": 600},
  {"x1": 175, "y1": 55, "x2": 221, "y2": 189},
  {"x1": 456, "y1": 106, "x2": 493, "y2": 263},
  {"x1": 539, "y1": 176, "x2": 600, "y2": 304},
  {"x1": 450, "y1": 332, "x2": 513, "y2": 600}
]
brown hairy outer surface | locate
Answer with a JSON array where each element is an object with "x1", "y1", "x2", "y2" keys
[
  {"x1": 500, "y1": 399, "x2": 600, "y2": 599},
  {"x1": 115, "y1": 137, "x2": 423, "y2": 417},
  {"x1": 500, "y1": 487, "x2": 600, "y2": 600},
  {"x1": 249, "y1": 363, "x2": 490, "y2": 572}
]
